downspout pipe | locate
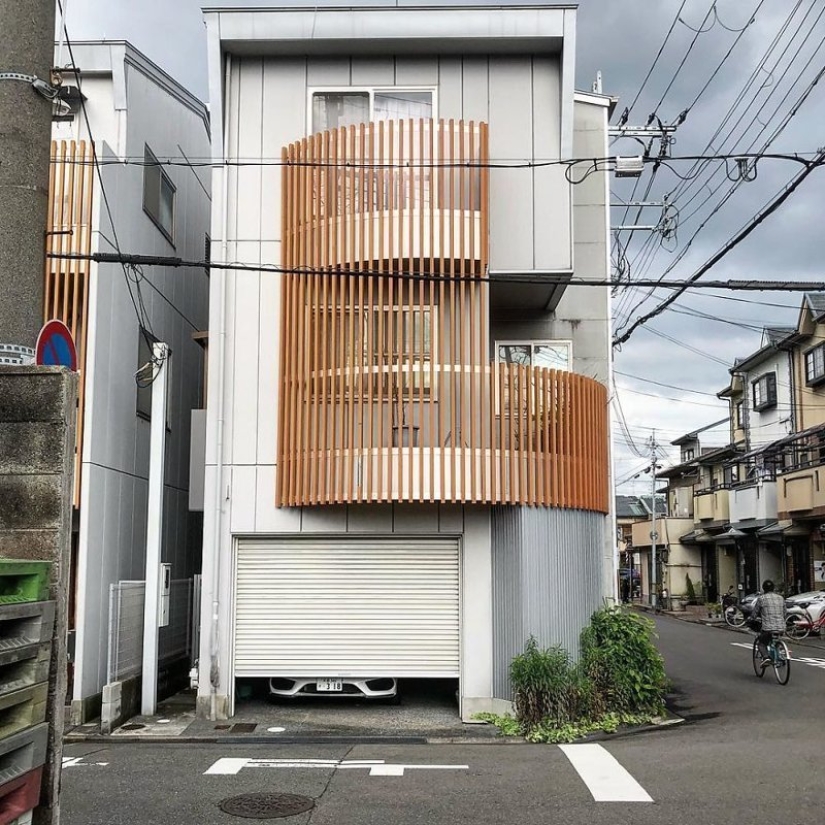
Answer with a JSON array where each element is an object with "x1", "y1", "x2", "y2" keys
[{"x1": 209, "y1": 52, "x2": 232, "y2": 721}]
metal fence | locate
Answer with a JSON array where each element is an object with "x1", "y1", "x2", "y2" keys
[{"x1": 107, "y1": 578, "x2": 196, "y2": 684}]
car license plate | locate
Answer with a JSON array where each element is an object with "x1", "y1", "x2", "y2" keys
[{"x1": 316, "y1": 679, "x2": 343, "y2": 692}]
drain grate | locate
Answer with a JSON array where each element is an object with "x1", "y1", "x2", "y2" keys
[
  {"x1": 230, "y1": 722, "x2": 258, "y2": 733},
  {"x1": 119, "y1": 723, "x2": 146, "y2": 731},
  {"x1": 219, "y1": 793, "x2": 314, "y2": 819}
]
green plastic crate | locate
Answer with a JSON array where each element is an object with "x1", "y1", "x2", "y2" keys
[{"x1": 0, "y1": 561, "x2": 51, "y2": 605}]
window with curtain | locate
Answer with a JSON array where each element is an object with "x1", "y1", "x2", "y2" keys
[{"x1": 311, "y1": 89, "x2": 434, "y2": 133}]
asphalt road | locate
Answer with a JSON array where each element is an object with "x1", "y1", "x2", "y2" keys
[{"x1": 60, "y1": 617, "x2": 825, "y2": 825}]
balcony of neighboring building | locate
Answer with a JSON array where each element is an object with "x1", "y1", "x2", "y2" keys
[
  {"x1": 693, "y1": 486, "x2": 730, "y2": 524},
  {"x1": 277, "y1": 118, "x2": 608, "y2": 510},
  {"x1": 772, "y1": 424, "x2": 825, "y2": 518}
]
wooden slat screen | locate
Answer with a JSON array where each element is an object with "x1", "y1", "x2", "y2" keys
[
  {"x1": 45, "y1": 140, "x2": 94, "y2": 506},
  {"x1": 278, "y1": 119, "x2": 608, "y2": 512}
]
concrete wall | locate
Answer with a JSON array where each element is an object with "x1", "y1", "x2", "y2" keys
[
  {"x1": 67, "y1": 47, "x2": 211, "y2": 712},
  {"x1": 490, "y1": 506, "x2": 604, "y2": 700},
  {"x1": 0, "y1": 366, "x2": 76, "y2": 825}
]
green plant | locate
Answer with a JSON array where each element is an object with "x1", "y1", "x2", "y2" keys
[
  {"x1": 471, "y1": 712, "x2": 522, "y2": 736},
  {"x1": 579, "y1": 606, "x2": 667, "y2": 717},
  {"x1": 685, "y1": 574, "x2": 697, "y2": 604},
  {"x1": 510, "y1": 637, "x2": 575, "y2": 728}
]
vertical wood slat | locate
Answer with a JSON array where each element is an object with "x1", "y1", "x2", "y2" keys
[
  {"x1": 278, "y1": 119, "x2": 609, "y2": 513},
  {"x1": 45, "y1": 140, "x2": 94, "y2": 507},
  {"x1": 276, "y1": 146, "x2": 289, "y2": 505}
]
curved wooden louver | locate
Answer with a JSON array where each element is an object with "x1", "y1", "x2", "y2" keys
[
  {"x1": 278, "y1": 119, "x2": 608, "y2": 512},
  {"x1": 45, "y1": 140, "x2": 94, "y2": 507}
]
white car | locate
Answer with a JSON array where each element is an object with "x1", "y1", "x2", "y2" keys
[
  {"x1": 786, "y1": 591, "x2": 825, "y2": 623},
  {"x1": 268, "y1": 676, "x2": 398, "y2": 699}
]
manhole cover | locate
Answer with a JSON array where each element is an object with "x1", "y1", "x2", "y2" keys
[
  {"x1": 119, "y1": 723, "x2": 146, "y2": 731},
  {"x1": 219, "y1": 793, "x2": 314, "y2": 819}
]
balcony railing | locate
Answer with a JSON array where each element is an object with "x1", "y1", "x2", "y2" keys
[
  {"x1": 277, "y1": 119, "x2": 608, "y2": 510},
  {"x1": 283, "y1": 118, "x2": 487, "y2": 271},
  {"x1": 277, "y1": 359, "x2": 608, "y2": 509},
  {"x1": 694, "y1": 488, "x2": 730, "y2": 522},
  {"x1": 45, "y1": 140, "x2": 95, "y2": 506},
  {"x1": 777, "y1": 466, "x2": 825, "y2": 516}
]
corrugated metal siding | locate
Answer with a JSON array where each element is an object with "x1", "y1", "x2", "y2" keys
[
  {"x1": 492, "y1": 507, "x2": 605, "y2": 700},
  {"x1": 234, "y1": 538, "x2": 460, "y2": 678}
]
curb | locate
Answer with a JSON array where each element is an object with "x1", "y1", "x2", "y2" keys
[{"x1": 64, "y1": 714, "x2": 685, "y2": 747}]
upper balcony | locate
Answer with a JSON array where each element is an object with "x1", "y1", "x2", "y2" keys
[
  {"x1": 277, "y1": 119, "x2": 608, "y2": 511},
  {"x1": 694, "y1": 487, "x2": 730, "y2": 524},
  {"x1": 729, "y1": 479, "x2": 778, "y2": 525},
  {"x1": 777, "y1": 467, "x2": 825, "y2": 518},
  {"x1": 283, "y1": 118, "x2": 486, "y2": 275}
]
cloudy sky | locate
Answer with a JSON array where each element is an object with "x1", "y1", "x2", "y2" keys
[{"x1": 64, "y1": 0, "x2": 825, "y2": 491}]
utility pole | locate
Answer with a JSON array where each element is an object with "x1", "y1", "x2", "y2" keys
[
  {"x1": 649, "y1": 431, "x2": 659, "y2": 608},
  {"x1": 0, "y1": 0, "x2": 57, "y2": 353}
]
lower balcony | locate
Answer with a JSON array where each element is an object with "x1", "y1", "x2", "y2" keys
[
  {"x1": 694, "y1": 488, "x2": 730, "y2": 523},
  {"x1": 276, "y1": 362, "x2": 608, "y2": 511}
]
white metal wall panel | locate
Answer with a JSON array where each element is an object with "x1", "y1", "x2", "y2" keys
[{"x1": 234, "y1": 539, "x2": 460, "y2": 677}]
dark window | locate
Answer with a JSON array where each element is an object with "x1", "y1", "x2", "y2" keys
[
  {"x1": 204, "y1": 233, "x2": 211, "y2": 278},
  {"x1": 735, "y1": 401, "x2": 743, "y2": 428},
  {"x1": 683, "y1": 448, "x2": 695, "y2": 461},
  {"x1": 143, "y1": 145, "x2": 176, "y2": 243},
  {"x1": 752, "y1": 372, "x2": 777, "y2": 412},
  {"x1": 805, "y1": 343, "x2": 825, "y2": 386}
]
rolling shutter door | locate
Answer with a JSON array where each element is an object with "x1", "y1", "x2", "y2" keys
[{"x1": 234, "y1": 539, "x2": 460, "y2": 678}]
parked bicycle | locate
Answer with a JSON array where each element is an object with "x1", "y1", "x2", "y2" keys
[
  {"x1": 751, "y1": 631, "x2": 791, "y2": 685},
  {"x1": 786, "y1": 607, "x2": 825, "y2": 639},
  {"x1": 723, "y1": 591, "x2": 758, "y2": 628}
]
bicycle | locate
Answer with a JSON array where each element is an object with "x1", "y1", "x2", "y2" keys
[
  {"x1": 786, "y1": 607, "x2": 825, "y2": 640},
  {"x1": 751, "y1": 631, "x2": 791, "y2": 685}
]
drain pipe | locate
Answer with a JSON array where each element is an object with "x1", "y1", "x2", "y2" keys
[{"x1": 209, "y1": 52, "x2": 232, "y2": 721}]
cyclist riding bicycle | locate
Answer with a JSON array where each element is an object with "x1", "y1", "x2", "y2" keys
[{"x1": 750, "y1": 579, "x2": 786, "y2": 666}]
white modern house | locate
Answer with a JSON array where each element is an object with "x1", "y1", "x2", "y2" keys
[
  {"x1": 197, "y1": 1, "x2": 615, "y2": 721},
  {"x1": 47, "y1": 41, "x2": 211, "y2": 722}
]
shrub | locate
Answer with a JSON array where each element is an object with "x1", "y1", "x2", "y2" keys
[
  {"x1": 579, "y1": 606, "x2": 667, "y2": 716},
  {"x1": 685, "y1": 574, "x2": 697, "y2": 604},
  {"x1": 510, "y1": 637, "x2": 575, "y2": 728}
]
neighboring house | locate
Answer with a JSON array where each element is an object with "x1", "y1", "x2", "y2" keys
[
  {"x1": 197, "y1": 1, "x2": 614, "y2": 720},
  {"x1": 640, "y1": 298, "x2": 825, "y2": 605},
  {"x1": 631, "y1": 423, "x2": 737, "y2": 605},
  {"x1": 616, "y1": 494, "x2": 664, "y2": 599},
  {"x1": 46, "y1": 41, "x2": 211, "y2": 722}
]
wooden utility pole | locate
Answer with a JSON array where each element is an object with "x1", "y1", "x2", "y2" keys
[{"x1": 0, "y1": 0, "x2": 56, "y2": 352}]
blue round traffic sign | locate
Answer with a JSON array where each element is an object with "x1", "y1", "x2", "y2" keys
[{"x1": 35, "y1": 320, "x2": 77, "y2": 371}]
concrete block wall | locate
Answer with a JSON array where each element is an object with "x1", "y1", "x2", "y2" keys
[{"x1": 0, "y1": 366, "x2": 77, "y2": 825}]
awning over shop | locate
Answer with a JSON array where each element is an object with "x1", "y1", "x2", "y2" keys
[
  {"x1": 680, "y1": 529, "x2": 715, "y2": 544},
  {"x1": 756, "y1": 520, "x2": 811, "y2": 539},
  {"x1": 714, "y1": 527, "x2": 747, "y2": 545}
]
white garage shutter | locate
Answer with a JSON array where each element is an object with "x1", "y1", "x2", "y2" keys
[{"x1": 233, "y1": 539, "x2": 460, "y2": 678}]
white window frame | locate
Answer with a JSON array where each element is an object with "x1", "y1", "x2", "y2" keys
[
  {"x1": 495, "y1": 340, "x2": 573, "y2": 372},
  {"x1": 494, "y1": 340, "x2": 573, "y2": 416},
  {"x1": 805, "y1": 343, "x2": 825, "y2": 386},
  {"x1": 142, "y1": 144, "x2": 176, "y2": 244},
  {"x1": 307, "y1": 86, "x2": 438, "y2": 136}
]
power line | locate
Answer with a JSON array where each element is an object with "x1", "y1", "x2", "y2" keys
[
  {"x1": 613, "y1": 147, "x2": 825, "y2": 346},
  {"x1": 619, "y1": 0, "x2": 689, "y2": 120},
  {"x1": 45, "y1": 251, "x2": 825, "y2": 293}
]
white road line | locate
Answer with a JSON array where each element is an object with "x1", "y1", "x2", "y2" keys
[
  {"x1": 204, "y1": 757, "x2": 468, "y2": 777},
  {"x1": 559, "y1": 744, "x2": 653, "y2": 802},
  {"x1": 731, "y1": 641, "x2": 825, "y2": 668}
]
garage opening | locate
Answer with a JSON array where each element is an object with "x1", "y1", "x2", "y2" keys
[{"x1": 232, "y1": 537, "x2": 461, "y2": 723}]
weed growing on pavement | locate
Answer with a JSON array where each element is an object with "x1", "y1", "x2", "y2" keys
[{"x1": 474, "y1": 606, "x2": 668, "y2": 743}]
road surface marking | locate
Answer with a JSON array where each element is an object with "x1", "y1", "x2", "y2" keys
[
  {"x1": 559, "y1": 744, "x2": 652, "y2": 802},
  {"x1": 62, "y1": 757, "x2": 108, "y2": 768},
  {"x1": 204, "y1": 757, "x2": 467, "y2": 777},
  {"x1": 731, "y1": 642, "x2": 825, "y2": 668}
]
